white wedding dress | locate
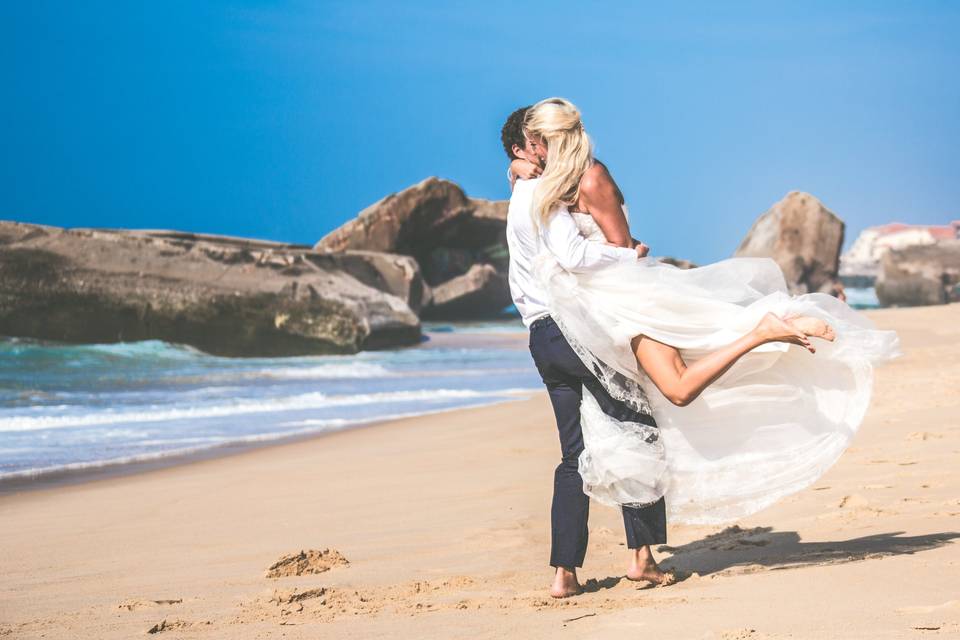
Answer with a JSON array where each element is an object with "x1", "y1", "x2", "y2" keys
[{"x1": 533, "y1": 206, "x2": 900, "y2": 525}]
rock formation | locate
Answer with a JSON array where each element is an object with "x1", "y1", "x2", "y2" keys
[
  {"x1": 875, "y1": 239, "x2": 960, "y2": 307},
  {"x1": 0, "y1": 222, "x2": 421, "y2": 356},
  {"x1": 840, "y1": 221, "x2": 960, "y2": 286},
  {"x1": 735, "y1": 191, "x2": 844, "y2": 295},
  {"x1": 423, "y1": 264, "x2": 510, "y2": 319},
  {"x1": 657, "y1": 256, "x2": 698, "y2": 270},
  {"x1": 316, "y1": 178, "x2": 511, "y2": 318},
  {"x1": 325, "y1": 250, "x2": 430, "y2": 314}
]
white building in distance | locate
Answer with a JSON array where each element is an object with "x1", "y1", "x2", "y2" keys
[{"x1": 840, "y1": 221, "x2": 960, "y2": 282}]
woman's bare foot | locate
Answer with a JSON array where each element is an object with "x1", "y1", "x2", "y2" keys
[
  {"x1": 754, "y1": 312, "x2": 816, "y2": 353},
  {"x1": 550, "y1": 567, "x2": 583, "y2": 598},
  {"x1": 785, "y1": 315, "x2": 836, "y2": 342}
]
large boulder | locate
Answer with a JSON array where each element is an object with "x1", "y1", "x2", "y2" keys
[
  {"x1": 735, "y1": 191, "x2": 844, "y2": 295},
  {"x1": 315, "y1": 177, "x2": 471, "y2": 257},
  {"x1": 467, "y1": 197, "x2": 508, "y2": 224},
  {"x1": 325, "y1": 250, "x2": 431, "y2": 313},
  {"x1": 0, "y1": 222, "x2": 421, "y2": 356},
  {"x1": 875, "y1": 240, "x2": 960, "y2": 307},
  {"x1": 421, "y1": 264, "x2": 510, "y2": 320},
  {"x1": 315, "y1": 177, "x2": 512, "y2": 316},
  {"x1": 315, "y1": 179, "x2": 509, "y2": 280}
]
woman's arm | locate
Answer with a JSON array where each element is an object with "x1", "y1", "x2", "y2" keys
[
  {"x1": 541, "y1": 206, "x2": 644, "y2": 272},
  {"x1": 632, "y1": 314, "x2": 815, "y2": 407}
]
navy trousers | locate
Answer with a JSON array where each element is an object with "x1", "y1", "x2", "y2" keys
[{"x1": 528, "y1": 315, "x2": 667, "y2": 569}]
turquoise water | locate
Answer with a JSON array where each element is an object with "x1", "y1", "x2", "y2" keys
[
  {"x1": 0, "y1": 323, "x2": 540, "y2": 482},
  {"x1": 844, "y1": 286, "x2": 880, "y2": 310}
]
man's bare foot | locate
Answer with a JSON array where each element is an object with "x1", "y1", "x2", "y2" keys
[
  {"x1": 550, "y1": 566, "x2": 583, "y2": 598},
  {"x1": 626, "y1": 562, "x2": 677, "y2": 587},
  {"x1": 626, "y1": 546, "x2": 677, "y2": 587},
  {"x1": 785, "y1": 315, "x2": 836, "y2": 342}
]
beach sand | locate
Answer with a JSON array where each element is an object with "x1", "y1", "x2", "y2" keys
[{"x1": 1, "y1": 304, "x2": 958, "y2": 639}]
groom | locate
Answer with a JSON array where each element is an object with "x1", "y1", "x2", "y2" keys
[{"x1": 501, "y1": 107, "x2": 673, "y2": 598}]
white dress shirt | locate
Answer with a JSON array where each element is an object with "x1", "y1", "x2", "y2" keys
[{"x1": 506, "y1": 178, "x2": 638, "y2": 327}]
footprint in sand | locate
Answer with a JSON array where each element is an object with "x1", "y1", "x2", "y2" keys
[
  {"x1": 118, "y1": 598, "x2": 183, "y2": 611},
  {"x1": 933, "y1": 499, "x2": 960, "y2": 516},
  {"x1": 837, "y1": 494, "x2": 869, "y2": 509},
  {"x1": 242, "y1": 575, "x2": 481, "y2": 623},
  {"x1": 907, "y1": 431, "x2": 944, "y2": 441},
  {"x1": 147, "y1": 619, "x2": 211, "y2": 634},
  {"x1": 834, "y1": 494, "x2": 898, "y2": 517},
  {"x1": 265, "y1": 548, "x2": 349, "y2": 578},
  {"x1": 896, "y1": 600, "x2": 960, "y2": 615}
]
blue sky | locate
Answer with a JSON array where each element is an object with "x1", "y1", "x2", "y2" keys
[{"x1": 3, "y1": 1, "x2": 958, "y2": 264}]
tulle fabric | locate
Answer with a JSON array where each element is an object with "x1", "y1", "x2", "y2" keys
[{"x1": 535, "y1": 212, "x2": 901, "y2": 525}]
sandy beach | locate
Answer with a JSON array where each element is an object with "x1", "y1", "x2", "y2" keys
[{"x1": 1, "y1": 304, "x2": 958, "y2": 639}]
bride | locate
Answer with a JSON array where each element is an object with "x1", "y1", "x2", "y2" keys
[{"x1": 517, "y1": 97, "x2": 900, "y2": 525}]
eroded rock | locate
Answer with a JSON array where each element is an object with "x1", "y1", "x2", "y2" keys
[
  {"x1": 326, "y1": 250, "x2": 431, "y2": 313},
  {"x1": 875, "y1": 239, "x2": 960, "y2": 307},
  {"x1": 0, "y1": 222, "x2": 420, "y2": 356},
  {"x1": 423, "y1": 264, "x2": 510, "y2": 319},
  {"x1": 735, "y1": 191, "x2": 844, "y2": 295},
  {"x1": 315, "y1": 178, "x2": 511, "y2": 316}
]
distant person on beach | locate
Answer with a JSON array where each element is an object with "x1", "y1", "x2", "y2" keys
[{"x1": 502, "y1": 99, "x2": 899, "y2": 599}]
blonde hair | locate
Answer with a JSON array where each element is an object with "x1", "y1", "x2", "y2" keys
[{"x1": 523, "y1": 97, "x2": 593, "y2": 225}]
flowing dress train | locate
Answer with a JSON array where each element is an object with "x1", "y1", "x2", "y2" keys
[{"x1": 534, "y1": 207, "x2": 900, "y2": 525}]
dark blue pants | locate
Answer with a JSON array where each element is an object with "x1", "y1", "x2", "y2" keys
[{"x1": 528, "y1": 315, "x2": 667, "y2": 569}]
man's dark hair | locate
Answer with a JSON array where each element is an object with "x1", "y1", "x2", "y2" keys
[{"x1": 500, "y1": 105, "x2": 531, "y2": 160}]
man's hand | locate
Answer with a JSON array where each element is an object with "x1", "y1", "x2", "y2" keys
[
  {"x1": 633, "y1": 238, "x2": 650, "y2": 258},
  {"x1": 510, "y1": 158, "x2": 542, "y2": 180}
]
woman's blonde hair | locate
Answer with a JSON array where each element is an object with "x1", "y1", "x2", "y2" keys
[{"x1": 523, "y1": 97, "x2": 593, "y2": 225}]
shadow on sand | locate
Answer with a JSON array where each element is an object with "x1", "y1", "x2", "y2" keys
[
  {"x1": 580, "y1": 526, "x2": 958, "y2": 593},
  {"x1": 657, "y1": 525, "x2": 960, "y2": 576}
]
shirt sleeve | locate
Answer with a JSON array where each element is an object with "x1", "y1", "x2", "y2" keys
[{"x1": 539, "y1": 206, "x2": 637, "y2": 272}]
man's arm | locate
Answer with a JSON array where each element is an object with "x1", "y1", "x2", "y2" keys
[
  {"x1": 578, "y1": 162, "x2": 632, "y2": 248},
  {"x1": 540, "y1": 205, "x2": 640, "y2": 272}
]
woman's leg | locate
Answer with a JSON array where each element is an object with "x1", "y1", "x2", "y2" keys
[{"x1": 632, "y1": 312, "x2": 833, "y2": 407}]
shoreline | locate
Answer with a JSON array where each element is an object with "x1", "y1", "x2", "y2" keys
[
  {"x1": 0, "y1": 390, "x2": 537, "y2": 498},
  {"x1": 0, "y1": 325, "x2": 533, "y2": 496}
]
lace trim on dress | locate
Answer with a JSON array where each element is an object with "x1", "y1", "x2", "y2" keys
[
  {"x1": 549, "y1": 309, "x2": 655, "y2": 417},
  {"x1": 533, "y1": 246, "x2": 655, "y2": 418},
  {"x1": 578, "y1": 385, "x2": 668, "y2": 508}
]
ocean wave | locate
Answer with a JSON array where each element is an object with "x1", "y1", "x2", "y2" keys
[
  {"x1": 0, "y1": 419, "x2": 349, "y2": 481},
  {"x1": 0, "y1": 338, "x2": 204, "y2": 360},
  {"x1": 240, "y1": 362, "x2": 394, "y2": 380},
  {"x1": 0, "y1": 387, "x2": 538, "y2": 433},
  {"x1": 0, "y1": 396, "x2": 537, "y2": 482}
]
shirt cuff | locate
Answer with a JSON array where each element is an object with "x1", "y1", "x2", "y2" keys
[{"x1": 612, "y1": 245, "x2": 638, "y2": 262}]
